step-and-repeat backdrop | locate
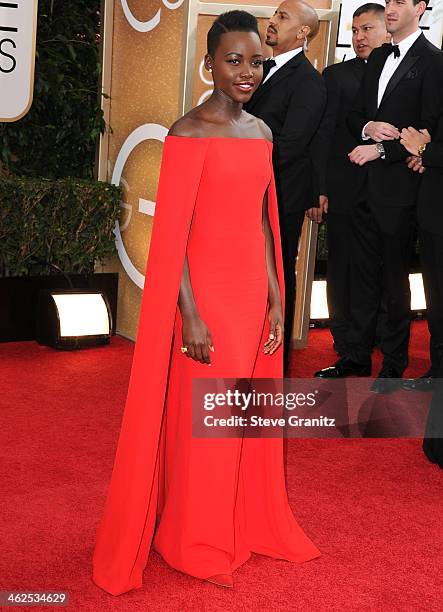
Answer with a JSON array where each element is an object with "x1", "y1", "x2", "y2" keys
[
  {"x1": 99, "y1": 0, "x2": 442, "y2": 341},
  {"x1": 336, "y1": 0, "x2": 442, "y2": 61}
]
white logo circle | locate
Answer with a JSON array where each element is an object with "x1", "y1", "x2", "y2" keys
[
  {"x1": 111, "y1": 123, "x2": 169, "y2": 289},
  {"x1": 120, "y1": 0, "x2": 185, "y2": 33}
]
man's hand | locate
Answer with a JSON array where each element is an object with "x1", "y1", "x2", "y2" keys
[
  {"x1": 405, "y1": 155, "x2": 426, "y2": 174},
  {"x1": 349, "y1": 144, "x2": 381, "y2": 166},
  {"x1": 364, "y1": 121, "x2": 400, "y2": 142},
  {"x1": 306, "y1": 195, "x2": 328, "y2": 224}
]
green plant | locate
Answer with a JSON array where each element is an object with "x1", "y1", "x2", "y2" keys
[
  {"x1": 316, "y1": 221, "x2": 327, "y2": 260},
  {"x1": 0, "y1": 175, "x2": 121, "y2": 276},
  {"x1": 0, "y1": 0, "x2": 104, "y2": 179}
]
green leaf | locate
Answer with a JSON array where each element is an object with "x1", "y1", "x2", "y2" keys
[{"x1": 0, "y1": 175, "x2": 122, "y2": 276}]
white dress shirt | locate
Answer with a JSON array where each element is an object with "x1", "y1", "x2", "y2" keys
[
  {"x1": 377, "y1": 29, "x2": 422, "y2": 107},
  {"x1": 363, "y1": 29, "x2": 422, "y2": 139},
  {"x1": 262, "y1": 47, "x2": 304, "y2": 84}
]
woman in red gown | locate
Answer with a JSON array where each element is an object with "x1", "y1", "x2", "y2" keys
[{"x1": 93, "y1": 11, "x2": 320, "y2": 595}]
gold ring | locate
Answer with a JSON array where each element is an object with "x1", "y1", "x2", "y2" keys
[{"x1": 181, "y1": 346, "x2": 188, "y2": 353}]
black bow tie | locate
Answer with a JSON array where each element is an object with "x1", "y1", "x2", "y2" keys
[
  {"x1": 262, "y1": 58, "x2": 277, "y2": 79},
  {"x1": 382, "y1": 43, "x2": 401, "y2": 58}
]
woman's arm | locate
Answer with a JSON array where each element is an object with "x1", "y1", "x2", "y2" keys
[
  {"x1": 178, "y1": 255, "x2": 213, "y2": 365},
  {"x1": 168, "y1": 120, "x2": 213, "y2": 365},
  {"x1": 262, "y1": 190, "x2": 284, "y2": 355},
  {"x1": 400, "y1": 126, "x2": 443, "y2": 172},
  {"x1": 421, "y1": 141, "x2": 443, "y2": 169}
]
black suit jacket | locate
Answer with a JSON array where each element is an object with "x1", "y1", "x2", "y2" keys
[
  {"x1": 418, "y1": 113, "x2": 443, "y2": 236},
  {"x1": 245, "y1": 51, "x2": 326, "y2": 215},
  {"x1": 312, "y1": 57, "x2": 366, "y2": 214},
  {"x1": 347, "y1": 33, "x2": 443, "y2": 208}
]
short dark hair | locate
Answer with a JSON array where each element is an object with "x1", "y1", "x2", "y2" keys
[
  {"x1": 353, "y1": 3, "x2": 385, "y2": 19},
  {"x1": 207, "y1": 10, "x2": 260, "y2": 57}
]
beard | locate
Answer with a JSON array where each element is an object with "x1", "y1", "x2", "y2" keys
[{"x1": 265, "y1": 30, "x2": 278, "y2": 46}]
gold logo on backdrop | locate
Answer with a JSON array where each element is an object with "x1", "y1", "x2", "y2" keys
[
  {"x1": 120, "y1": 0, "x2": 185, "y2": 33},
  {"x1": 111, "y1": 123, "x2": 168, "y2": 289}
]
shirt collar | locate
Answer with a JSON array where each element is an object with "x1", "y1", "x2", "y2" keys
[
  {"x1": 272, "y1": 47, "x2": 303, "y2": 68},
  {"x1": 394, "y1": 29, "x2": 421, "y2": 57}
]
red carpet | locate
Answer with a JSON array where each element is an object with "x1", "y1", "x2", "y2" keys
[{"x1": 1, "y1": 321, "x2": 442, "y2": 611}]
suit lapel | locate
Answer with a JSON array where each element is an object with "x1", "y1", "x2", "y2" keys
[
  {"x1": 377, "y1": 34, "x2": 426, "y2": 111},
  {"x1": 247, "y1": 52, "x2": 304, "y2": 111},
  {"x1": 350, "y1": 57, "x2": 365, "y2": 82},
  {"x1": 378, "y1": 55, "x2": 419, "y2": 110}
]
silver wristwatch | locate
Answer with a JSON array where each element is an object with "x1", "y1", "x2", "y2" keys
[{"x1": 375, "y1": 143, "x2": 385, "y2": 156}]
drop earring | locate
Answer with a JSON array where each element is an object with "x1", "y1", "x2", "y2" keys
[{"x1": 303, "y1": 36, "x2": 308, "y2": 52}]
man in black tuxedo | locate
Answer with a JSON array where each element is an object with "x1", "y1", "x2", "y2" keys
[
  {"x1": 315, "y1": 0, "x2": 443, "y2": 392},
  {"x1": 245, "y1": 0, "x2": 326, "y2": 373},
  {"x1": 311, "y1": 3, "x2": 390, "y2": 356},
  {"x1": 400, "y1": 118, "x2": 443, "y2": 391},
  {"x1": 399, "y1": 117, "x2": 443, "y2": 466}
]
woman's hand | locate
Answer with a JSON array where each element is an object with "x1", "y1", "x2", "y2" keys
[
  {"x1": 400, "y1": 127, "x2": 431, "y2": 156},
  {"x1": 181, "y1": 314, "x2": 214, "y2": 365},
  {"x1": 405, "y1": 155, "x2": 426, "y2": 174},
  {"x1": 264, "y1": 303, "x2": 284, "y2": 355}
]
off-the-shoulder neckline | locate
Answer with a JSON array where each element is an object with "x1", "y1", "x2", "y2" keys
[{"x1": 166, "y1": 135, "x2": 271, "y2": 143}]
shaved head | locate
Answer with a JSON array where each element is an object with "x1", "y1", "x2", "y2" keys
[
  {"x1": 290, "y1": 0, "x2": 320, "y2": 40},
  {"x1": 266, "y1": 0, "x2": 320, "y2": 54}
]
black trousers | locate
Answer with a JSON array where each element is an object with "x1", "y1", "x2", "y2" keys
[
  {"x1": 327, "y1": 210, "x2": 388, "y2": 354},
  {"x1": 326, "y1": 211, "x2": 352, "y2": 355},
  {"x1": 418, "y1": 227, "x2": 443, "y2": 468},
  {"x1": 345, "y1": 200, "x2": 415, "y2": 373},
  {"x1": 419, "y1": 226, "x2": 443, "y2": 373},
  {"x1": 423, "y1": 341, "x2": 443, "y2": 469},
  {"x1": 423, "y1": 378, "x2": 443, "y2": 469},
  {"x1": 279, "y1": 209, "x2": 305, "y2": 373}
]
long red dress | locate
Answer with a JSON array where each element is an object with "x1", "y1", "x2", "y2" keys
[{"x1": 92, "y1": 136, "x2": 320, "y2": 595}]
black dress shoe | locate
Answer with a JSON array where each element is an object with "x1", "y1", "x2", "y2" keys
[
  {"x1": 370, "y1": 367, "x2": 402, "y2": 394},
  {"x1": 314, "y1": 357, "x2": 371, "y2": 378},
  {"x1": 401, "y1": 371, "x2": 435, "y2": 392}
]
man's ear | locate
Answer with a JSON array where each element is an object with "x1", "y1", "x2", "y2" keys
[
  {"x1": 417, "y1": 0, "x2": 427, "y2": 19},
  {"x1": 299, "y1": 25, "x2": 311, "y2": 41}
]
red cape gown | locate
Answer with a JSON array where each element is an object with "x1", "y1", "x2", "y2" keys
[{"x1": 92, "y1": 136, "x2": 320, "y2": 595}]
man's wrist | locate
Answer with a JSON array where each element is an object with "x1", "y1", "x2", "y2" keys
[
  {"x1": 375, "y1": 142, "x2": 385, "y2": 157},
  {"x1": 362, "y1": 121, "x2": 372, "y2": 140}
]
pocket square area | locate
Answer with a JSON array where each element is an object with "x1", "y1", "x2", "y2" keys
[{"x1": 405, "y1": 68, "x2": 418, "y2": 79}]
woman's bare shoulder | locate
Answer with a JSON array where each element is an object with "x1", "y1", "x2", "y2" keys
[
  {"x1": 168, "y1": 110, "x2": 210, "y2": 138},
  {"x1": 256, "y1": 118, "x2": 273, "y2": 142},
  {"x1": 241, "y1": 111, "x2": 273, "y2": 142}
]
